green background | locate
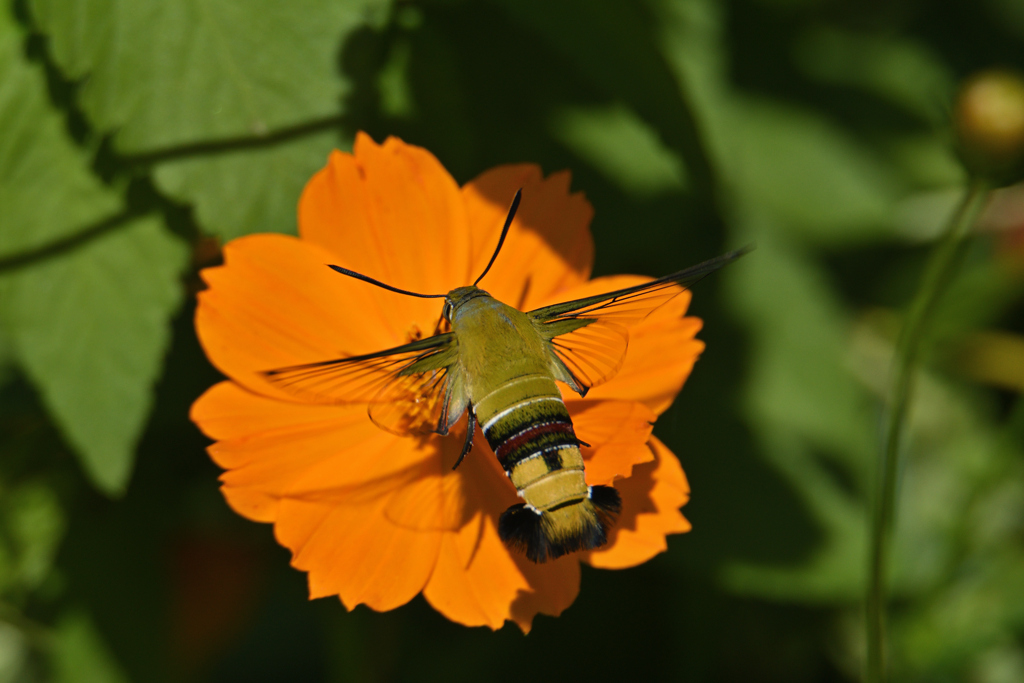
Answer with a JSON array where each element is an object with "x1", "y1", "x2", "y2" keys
[{"x1": 2, "y1": 0, "x2": 1024, "y2": 681}]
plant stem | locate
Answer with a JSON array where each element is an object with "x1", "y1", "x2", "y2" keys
[{"x1": 865, "y1": 178, "x2": 990, "y2": 683}]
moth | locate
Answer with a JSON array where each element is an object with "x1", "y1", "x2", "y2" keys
[{"x1": 265, "y1": 190, "x2": 748, "y2": 562}]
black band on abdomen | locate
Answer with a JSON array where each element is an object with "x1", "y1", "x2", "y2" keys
[{"x1": 483, "y1": 400, "x2": 577, "y2": 470}]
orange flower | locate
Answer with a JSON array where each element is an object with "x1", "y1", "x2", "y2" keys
[{"x1": 190, "y1": 133, "x2": 701, "y2": 631}]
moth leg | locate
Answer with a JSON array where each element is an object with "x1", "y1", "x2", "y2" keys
[
  {"x1": 435, "y1": 379, "x2": 453, "y2": 436},
  {"x1": 452, "y1": 405, "x2": 475, "y2": 471}
]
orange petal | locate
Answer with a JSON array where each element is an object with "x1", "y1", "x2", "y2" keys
[
  {"x1": 589, "y1": 308, "x2": 704, "y2": 416},
  {"x1": 193, "y1": 381, "x2": 373, "y2": 524},
  {"x1": 195, "y1": 233, "x2": 443, "y2": 401},
  {"x1": 426, "y1": 421, "x2": 599, "y2": 631},
  {"x1": 193, "y1": 382, "x2": 451, "y2": 533},
  {"x1": 220, "y1": 486, "x2": 278, "y2": 524},
  {"x1": 545, "y1": 274, "x2": 704, "y2": 415},
  {"x1": 462, "y1": 165, "x2": 593, "y2": 309},
  {"x1": 202, "y1": 397, "x2": 449, "y2": 614},
  {"x1": 192, "y1": 380, "x2": 352, "y2": 441},
  {"x1": 299, "y1": 134, "x2": 472, "y2": 295},
  {"x1": 423, "y1": 513, "x2": 530, "y2": 630},
  {"x1": 420, "y1": 424, "x2": 530, "y2": 629},
  {"x1": 449, "y1": 426, "x2": 521, "y2": 518},
  {"x1": 380, "y1": 426, "x2": 485, "y2": 533},
  {"x1": 566, "y1": 399, "x2": 656, "y2": 485},
  {"x1": 201, "y1": 390, "x2": 425, "y2": 492},
  {"x1": 582, "y1": 437, "x2": 691, "y2": 569},
  {"x1": 509, "y1": 554, "x2": 582, "y2": 633},
  {"x1": 274, "y1": 496, "x2": 441, "y2": 611}
]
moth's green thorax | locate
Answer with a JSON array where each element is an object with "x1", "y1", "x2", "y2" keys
[{"x1": 447, "y1": 286, "x2": 563, "y2": 402}]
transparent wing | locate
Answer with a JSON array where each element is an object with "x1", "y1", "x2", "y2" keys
[
  {"x1": 368, "y1": 367, "x2": 450, "y2": 436},
  {"x1": 547, "y1": 319, "x2": 629, "y2": 390},
  {"x1": 528, "y1": 247, "x2": 750, "y2": 327},
  {"x1": 262, "y1": 333, "x2": 455, "y2": 403},
  {"x1": 262, "y1": 333, "x2": 458, "y2": 436},
  {"x1": 531, "y1": 248, "x2": 749, "y2": 392}
]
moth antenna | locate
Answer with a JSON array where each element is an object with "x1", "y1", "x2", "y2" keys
[
  {"x1": 473, "y1": 189, "x2": 522, "y2": 287},
  {"x1": 326, "y1": 265, "x2": 446, "y2": 299}
]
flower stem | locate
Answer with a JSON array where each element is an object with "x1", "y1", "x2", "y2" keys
[{"x1": 865, "y1": 177, "x2": 990, "y2": 683}]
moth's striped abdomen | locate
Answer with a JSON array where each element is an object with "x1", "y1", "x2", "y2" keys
[{"x1": 476, "y1": 374, "x2": 621, "y2": 562}]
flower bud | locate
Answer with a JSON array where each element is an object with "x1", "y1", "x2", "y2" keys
[{"x1": 956, "y1": 70, "x2": 1024, "y2": 178}]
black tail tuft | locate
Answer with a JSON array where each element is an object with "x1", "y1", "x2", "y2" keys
[
  {"x1": 498, "y1": 486, "x2": 622, "y2": 563},
  {"x1": 589, "y1": 484, "x2": 622, "y2": 522},
  {"x1": 498, "y1": 503, "x2": 546, "y2": 560}
]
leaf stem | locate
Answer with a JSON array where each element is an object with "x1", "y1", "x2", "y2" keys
[
  {"x1": 0, "y1": 211, "x2": 133, "y2": 274},
  {"x1": 119, "y1": 114, "x2": 344, "y2": 167},
  {"x1": 865, "y1": 177, "x2": 990, "y2": 682}
]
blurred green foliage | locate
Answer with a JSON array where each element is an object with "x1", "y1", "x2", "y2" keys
[{"x1": 2, "y1": 0, "x2": 1024, "y2": 681}]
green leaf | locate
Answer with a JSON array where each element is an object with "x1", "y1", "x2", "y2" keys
[
  {"x1": 490, "y1": 0, "x2": 715, "y2": 197},
  {"x1": 0, "y1": 9, "x2": 187, "y2": 495},
  {"x1": 890, "y1": 397, "x2": 1024, "y2": 678},
  {"x1": 0, "y1": 12, "x2": 119, "y2": 258},
  {"x1": 51, "y1": 610, "x2": 128, "y2": 683},
  {"x1": 722, "y1": 232, "x2": 875, "y2": 600},
  {"x1": 722, "y1": 229, "x2": 1024, "y2": 611},
  {"x1": 731, "y1": 233, "x2": 876, "y2": 471},
  {"x1": 727, "y1": 99, "x2": 903, "y2": 244},
  {"x1": 793, "y1": 27, "x2": 953, "y2": 125},
  {"x1": 3, "y1": 218, "x2": 187, "y2": 495},
  {"x1": 152, "y1": 130, "x2": 340, "y2": 239},
  {"x1": 0, "y1": 481, "x2": 64, "y2": 594},
  {"x1": 30, "y1": 0, "x2": 385, "y2": 150},
  {"x1": 0, "y1": 299, "x2": 13, "y2": 390},
  {"x1": 30, "y1": 0, "x2": 387, "y2": 239},
  {"x1": 0, "y1": 621, "x2": 29, "y2": 683},
  {"x1": 549, "y1": 103, "x2": 687, "y2": 198},
  {"x1": 655, "y1": 2, "x2": 906, "y2": 244}
]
